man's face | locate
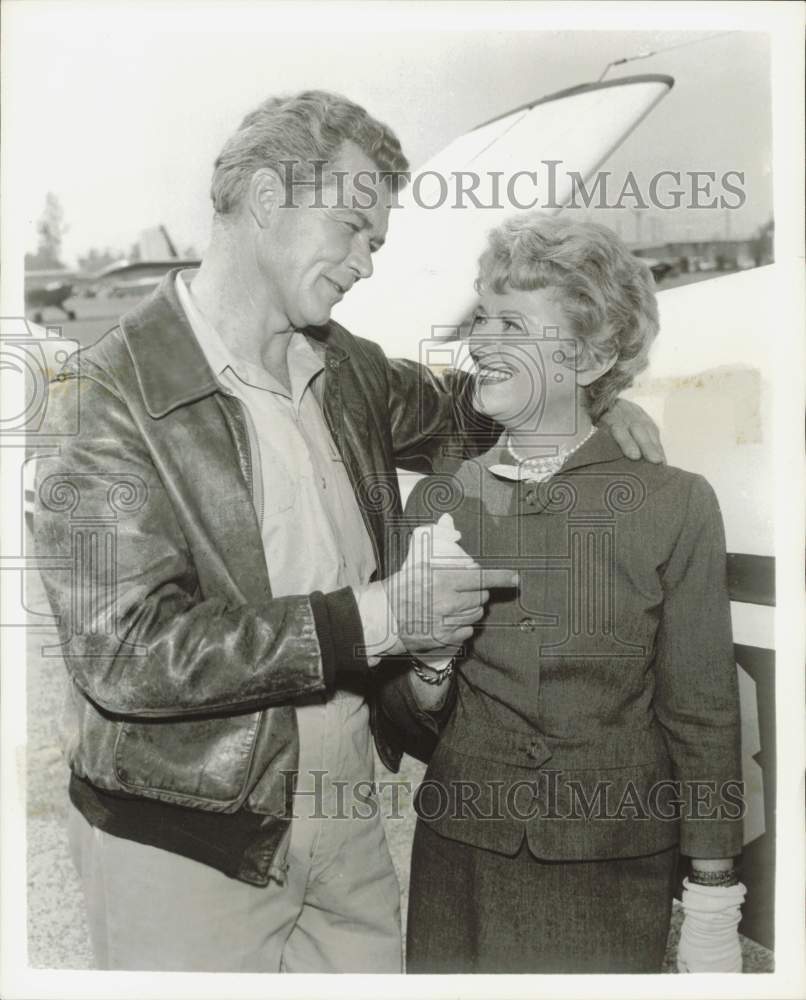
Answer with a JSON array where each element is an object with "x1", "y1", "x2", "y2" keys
[{"x1": 260, "y1": 141, "x2": 391, "y2": 328}]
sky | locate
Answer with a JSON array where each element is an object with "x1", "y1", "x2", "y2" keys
[{"x1": 4, "y1": 2, "x2": 773, "y2": 266}]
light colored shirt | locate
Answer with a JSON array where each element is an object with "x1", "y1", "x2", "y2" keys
[
  {"x1": 175, "y1": 272, "x2": 394, "y2": 870},
  {"x1": 175, "y1": 272, "x2": 396, "y2": 649}
]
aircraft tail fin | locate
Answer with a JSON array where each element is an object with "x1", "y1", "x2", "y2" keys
[{"x1": 138, "y1": 224, "x2": 178, "y2": 260}]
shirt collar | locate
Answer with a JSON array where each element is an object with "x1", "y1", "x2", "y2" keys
[
  {"x1": 175, "y1": 270, "x2": 325, "y2": 403},
  {"x1": 175, "y1": 269, "x2": 230, "y2": 377}
]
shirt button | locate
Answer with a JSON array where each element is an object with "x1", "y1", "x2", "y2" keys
[
  {"x1": 519, "y1": 617, "x2": 539, "y2": 633},
  {"x1": 328, "y1": 359, "x2": 339, "y2": 371}
]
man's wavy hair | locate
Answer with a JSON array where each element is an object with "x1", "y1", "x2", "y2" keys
[
  {"x1": 476, "y1": 215, "x2": 659, "y2": 420},
  {"x1": 211, "y1": 90, "x2": 409, "y2": 215}
]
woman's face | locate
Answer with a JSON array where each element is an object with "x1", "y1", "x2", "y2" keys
[{"x1": 469, "y1": 287, "x2": 578, "y2": 429}]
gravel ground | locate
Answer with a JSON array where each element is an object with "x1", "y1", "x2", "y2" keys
[{"x1": 25, "y1": 561, "x2": 773, "y2": 973}]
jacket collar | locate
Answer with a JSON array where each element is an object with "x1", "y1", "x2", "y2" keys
[
  {"x1": 552, "y1": 426, "x2": 627, "y2": 473},
  {"x1": 483, "y1": 426, "x2": 627, "y2": 481},
  {"x1": 119, "y1": 269, "x2": 348, "y2": 419}
]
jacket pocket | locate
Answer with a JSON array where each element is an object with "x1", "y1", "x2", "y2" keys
[
  {"x1": 521, "y1": 759, "x2": 681, "y2": 861},
  {"x1": 114, "y1": 711, "x2": 261, "y2": 812}
]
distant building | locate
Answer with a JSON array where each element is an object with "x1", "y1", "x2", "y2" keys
[{"x1": 631, "y1": 221, "x2": 774, "y2": 278}]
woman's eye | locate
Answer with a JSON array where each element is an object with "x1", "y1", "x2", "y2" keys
[
  {"x1": 472, "y1": 313, "x2": 487, "y2": 328},
  {"x1": 343, "y1": 220, "x2": 361, "y2": 233},
  {"x1": 502, "y1": 318, "x2": 521, "y2": 332}
]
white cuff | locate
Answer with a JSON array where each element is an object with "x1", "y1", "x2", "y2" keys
[
  {"x1": 354, "y1": 581, "x2": 405, "y2": 665},
  {"x1": 413, "y1": 653, "x2": 454, "y2": 672},
  {"x1": 677, "y1": 880, "x2": 746, "y2": 973}
]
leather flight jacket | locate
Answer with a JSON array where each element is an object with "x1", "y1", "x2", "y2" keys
[{"x1": 34, "y1": 270, "x2": 494, "y2": 884}]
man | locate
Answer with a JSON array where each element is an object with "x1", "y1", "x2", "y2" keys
[{"x1": 34, "y1": 90, "x2": 662, "y2": 973}]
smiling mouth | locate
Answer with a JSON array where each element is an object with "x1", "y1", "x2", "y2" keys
[
  {"x1": 475, "y1": 363, "x2": 516, "y2": 384},
  {"x1": 325, "y1": 277, "x2": 348, "y2": 297}
]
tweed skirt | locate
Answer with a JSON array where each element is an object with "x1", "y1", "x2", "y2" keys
[{"x1": 406, "y1": 820, "x2": 678, "y2": 973}]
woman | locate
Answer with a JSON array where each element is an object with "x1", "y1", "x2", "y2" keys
[{"x1": 381, "y1": 216, "x2": 745, "y2": 973}]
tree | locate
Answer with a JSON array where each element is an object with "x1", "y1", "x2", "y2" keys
[{"x1": 25, "y1": 192, "x2": 69, "y2": 270}]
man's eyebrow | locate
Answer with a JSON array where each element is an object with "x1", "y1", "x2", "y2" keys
[
  {"x1": 352, "y1": 209, "x2": 385, "y2": 251},
  {"x1": 335, "y1": 206, "x2": 385, "y2": 251}
]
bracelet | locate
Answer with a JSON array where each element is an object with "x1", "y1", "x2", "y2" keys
[
  {"x1": 688, "y1": 867, "x2": 740, "y2": 888},
  {"x1": 410, "y1": 656, "x2": 455, "y2": 685}
]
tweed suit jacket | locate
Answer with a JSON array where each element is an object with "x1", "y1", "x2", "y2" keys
[{"x1": 381, "y1": 430, "x2": 743, "y2": 862}]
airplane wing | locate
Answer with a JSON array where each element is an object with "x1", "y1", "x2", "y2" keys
[
  {"x1": 334, "y1": 74, "x2": 673, "y2": 361},
  {"x1": 92, "y1": 226, "x2": 196, "y2": 290},
  {"x1": 95, "y1": 258, "x2": 200, "y2": 287}
]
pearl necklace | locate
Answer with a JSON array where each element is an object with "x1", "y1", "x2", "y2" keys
[{"x1": 506, "y1": 426, "x2": 596, "y2": 482}]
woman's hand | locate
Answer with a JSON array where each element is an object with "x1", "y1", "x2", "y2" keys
[
  {"x1": 407, "y1": 659, "x2": 454, "y2": 711},
  {"x1": 599, "y1": 398, "x2": 665, "y2": 463}
]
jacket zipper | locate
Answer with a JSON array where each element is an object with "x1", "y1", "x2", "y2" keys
[
  {"x1": 321, "y1": 360, "x2": 385, "y2": 579},
  {"x1": 227, "y1": 392, "x2": 264, "y2": 527}
]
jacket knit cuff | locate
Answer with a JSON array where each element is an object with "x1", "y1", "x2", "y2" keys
[{"x1": 310, "y1": 587, "x2": 370, "y2": 693}]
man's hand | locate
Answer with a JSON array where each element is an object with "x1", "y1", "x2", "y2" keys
[
  {"x1": 599, "y1": 398, "x2": 665, "y2": 463},
  {"x1": 382, "y1": 515, "x2": 517, "y2": 655}
]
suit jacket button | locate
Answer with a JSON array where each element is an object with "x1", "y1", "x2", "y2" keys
[
  {"x1": 523, "y1": 488, "x2": 539, "y2": 505},
  {"x1": 527, "y1": 744, "x2": 541, "y2": 759},
  {"x1": 519, "y1": 617, "x2": 538, "y2": 633}
]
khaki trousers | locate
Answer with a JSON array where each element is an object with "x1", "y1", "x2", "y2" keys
[{"x1": 67, "y1": 795, "x2": 402, "y2": 972}]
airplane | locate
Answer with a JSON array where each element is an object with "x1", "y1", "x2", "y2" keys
[
  {"x1": 336, "y1": 75, "x2": 675, "y2": 359},
  {"x1": 23, "y1": 225, "x2": 198, "y2": 321},
  {"x1": 95, "y1": 225, "x2": 199, "y2": 297},
  {"x1": 15, "y1": 72, "x2": 777, "y2": 953},
  {"x1": 24, "y1": 269, "x2": 79, "y2": 323}
]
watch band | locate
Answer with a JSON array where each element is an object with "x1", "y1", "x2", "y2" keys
[
  {"x1": 688, "y1": 868, "x2": 740, "y2": 888},
  {"x1": 409, "y1": 656, "x2": 455, "y2": 685}
]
